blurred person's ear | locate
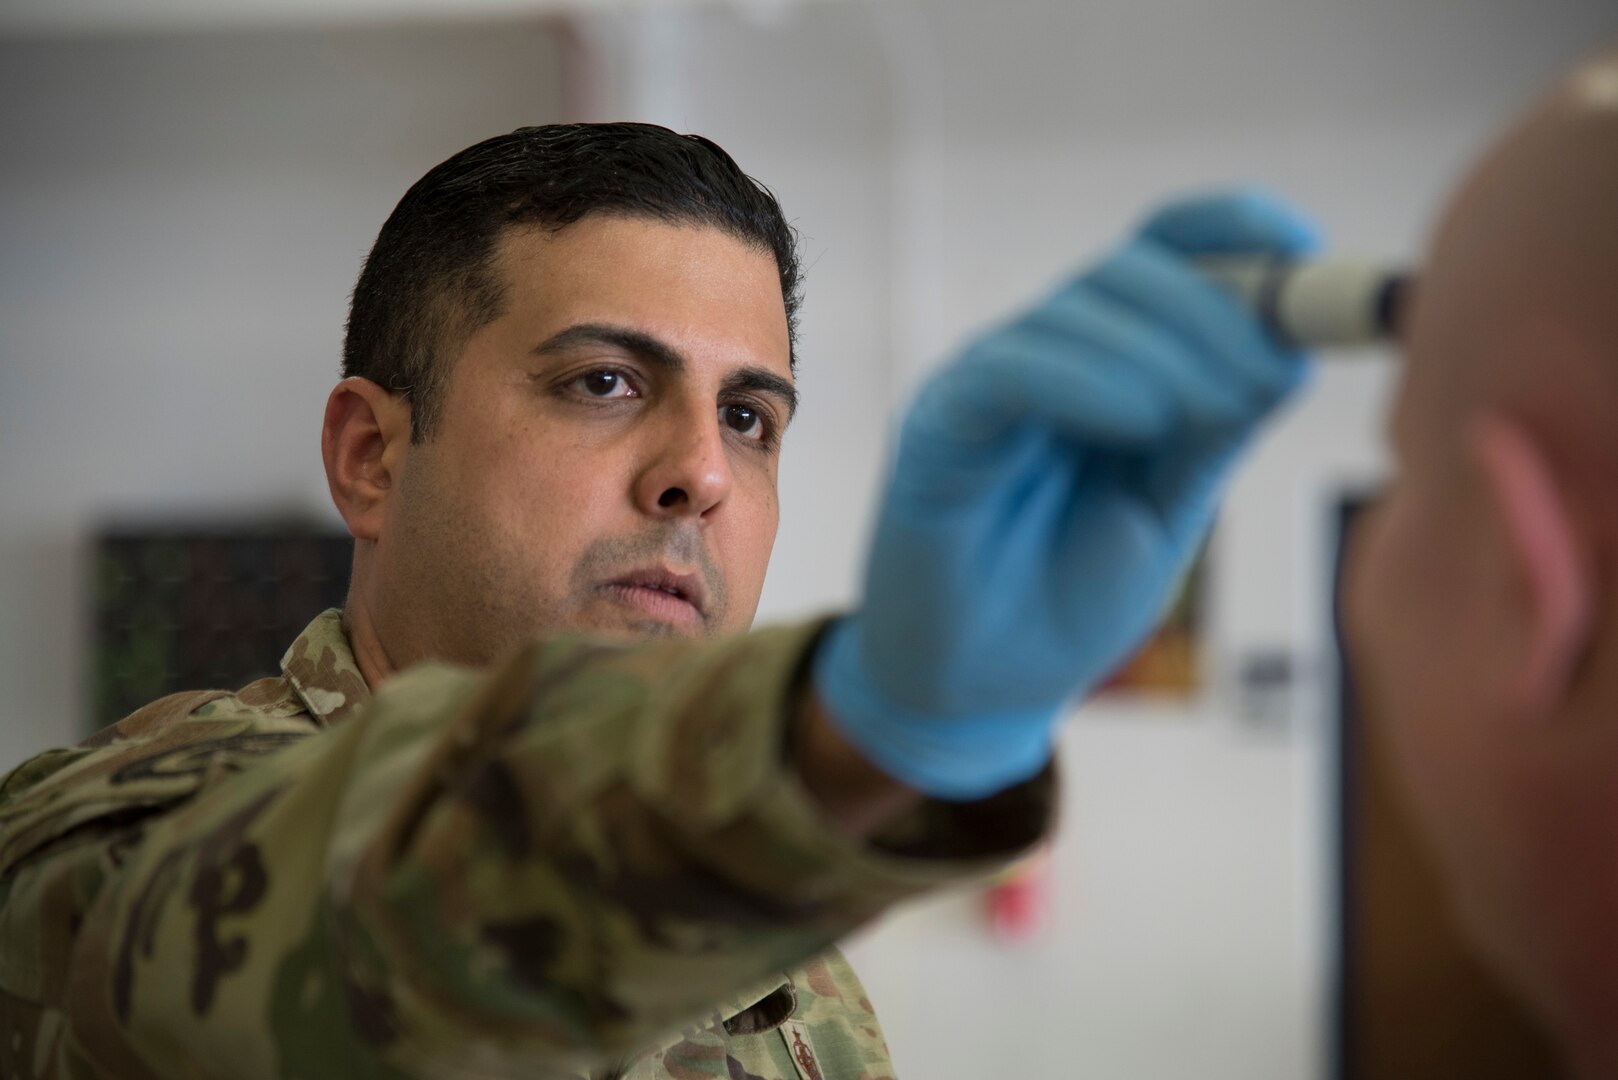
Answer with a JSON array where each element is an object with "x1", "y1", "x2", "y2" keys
[
  {"x1": 322, "y1": 377, "x2": 413, "y2": 544},
  {"x1": 1468, "y1": 410, "x2": 1594, "y2": 716}
]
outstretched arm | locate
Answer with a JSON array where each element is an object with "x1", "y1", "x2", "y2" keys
[{"x1": 0, "y1": 622, "x2": 1046, "y2": 1079}]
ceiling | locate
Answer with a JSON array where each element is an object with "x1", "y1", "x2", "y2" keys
[{"x1": 0, "y1": 0, "x2": 860, "y2": 38}]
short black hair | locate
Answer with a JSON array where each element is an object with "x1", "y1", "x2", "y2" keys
[{"x1": 343, "y1": 122, "x2": 801, "y2": 441}]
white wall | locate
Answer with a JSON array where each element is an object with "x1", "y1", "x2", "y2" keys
[
  {"x1": 565, "y1": 3, "x2": 1618, "y2": 1078},
  {"x1": 5, "y1": 4, "x2": 1618, "y2": 1079}
]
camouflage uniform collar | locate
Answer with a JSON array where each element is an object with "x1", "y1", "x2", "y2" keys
[{"x1": 279, "y1": 608, "x2": 372, "y2": 728}]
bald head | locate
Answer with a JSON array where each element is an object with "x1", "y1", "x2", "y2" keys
[
  {"x1": 1398, "y1": 45, "x2": 1618, "y2": 494},
  {"x1": 1345, "y1": 41, "x2": 1618, "y2": 1075}
]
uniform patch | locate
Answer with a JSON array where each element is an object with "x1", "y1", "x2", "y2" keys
[{"x1": 781, "y1": 1019, "x2": 825, "y2": 1080}]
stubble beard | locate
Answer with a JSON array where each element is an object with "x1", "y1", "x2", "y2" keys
[{"x1": 387, "y1": 465, "x2": 732, "y2": 668}]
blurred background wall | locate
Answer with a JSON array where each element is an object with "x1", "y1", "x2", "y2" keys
[{"x1": 3, "y1": 1, "x2": 1617, "y2": 1077}]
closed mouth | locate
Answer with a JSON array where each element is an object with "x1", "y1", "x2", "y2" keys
[{"x1": 602, "y1": 566, "x2": 706, "y2": 623}]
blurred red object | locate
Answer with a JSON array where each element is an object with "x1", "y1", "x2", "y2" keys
[{"x1": 985, "y1": 848, "x2": 1050, "y2": 942}]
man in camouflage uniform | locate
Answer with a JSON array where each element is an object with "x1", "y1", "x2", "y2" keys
[{"x1": 0, "y1": 124, "x2": 1313, "y2": 1077}]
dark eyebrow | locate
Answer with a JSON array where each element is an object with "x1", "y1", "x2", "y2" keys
[
  {"x1": 536, "y1": 322, "x2": 798, "y2": 423},
  {"x1": 724, "y1": 368, "x2": 799, "y2": 425},
  {"x1": 537, "y1": 323, "x2": 686, "y2": 372}
]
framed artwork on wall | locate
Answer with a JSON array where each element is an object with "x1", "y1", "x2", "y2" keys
[{"x1": 89, "y1": 521, "x2": 351, "y2": 733}]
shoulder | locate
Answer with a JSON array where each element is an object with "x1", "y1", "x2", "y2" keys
[{"x1": 0, "y1": 675, "x2": 319, "y2": 878}]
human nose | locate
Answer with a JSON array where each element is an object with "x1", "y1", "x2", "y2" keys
[{"x1": 633, "y1": 402, "x2": 733, "y2": 521}]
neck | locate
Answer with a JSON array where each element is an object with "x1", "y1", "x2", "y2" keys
[
  {"x1": 1548, "y1": 928, "x2": 1618, "y2": 1079},
  {"x1": 1564, "y1": 1012, "x2": 1618, "y2": 1080},
  {"x1": 342, "y1": 587, "x2": 397, "y2": 690},
  {"x1": 1534, "y1": 752, "x2": 1618, "y2": 1079}
]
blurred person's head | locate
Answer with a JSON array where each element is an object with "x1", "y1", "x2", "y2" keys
[
  {"x1": 321, "y1": 124, "x2": 801, "y2": 675},
  {"x1": 1345, "y1": 44, "x2": 1618, "y2": 1075}
]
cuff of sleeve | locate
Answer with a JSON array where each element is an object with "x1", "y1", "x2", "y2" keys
[{"x1": 810, "y1": 616, "x2": 1061, "y2": 801}]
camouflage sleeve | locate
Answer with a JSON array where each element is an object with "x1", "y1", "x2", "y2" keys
[{"x1": 14, "y1": 621, "x2": 1051, "y2": 1079}]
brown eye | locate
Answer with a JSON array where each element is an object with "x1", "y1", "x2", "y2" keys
[
  {"x1": 575, "y1": 371, "x2": 633, "y2": 398},
  {"x1": 722, "y1": 404, "x2": 764, "y2": 439}
]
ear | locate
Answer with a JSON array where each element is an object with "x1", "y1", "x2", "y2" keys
[
  {"x1": 321, "y1": 377, "x2": 413, "y2": 542},
  {"x1": 1468, "y1": 410, "x2": 1594, "y2": 714}
]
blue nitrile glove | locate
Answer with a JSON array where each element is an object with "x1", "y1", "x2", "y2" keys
[{"x1": 812, "y1": 191, "x2": 1321, "y2": 800}]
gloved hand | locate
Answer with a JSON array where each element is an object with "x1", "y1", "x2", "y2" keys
[{"x1": 812, "y1": 191, "x2": 1320, "y2": 800}]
